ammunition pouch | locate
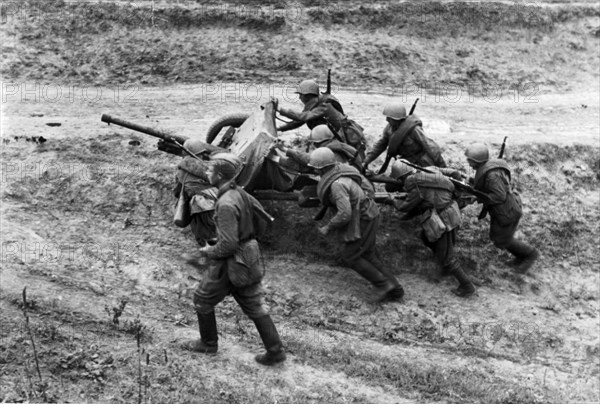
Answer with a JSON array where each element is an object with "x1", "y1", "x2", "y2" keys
[
  {"x1": 419, "y1": 209, "x2": 447, "y2": 243},
  {"x1": 227, "y1": 239, "x2": 263, "y2": 288}
]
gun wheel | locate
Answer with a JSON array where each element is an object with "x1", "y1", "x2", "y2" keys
[{"x1": 205, "y1": 113, "x2": 250, "y2": 145}]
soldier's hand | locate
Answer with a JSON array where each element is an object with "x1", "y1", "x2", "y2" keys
[
  {"x1": 318, "y1": 225, "x2": 330, "y2": 236},
  {"x1": 273, "y1": 139, "x2": 287, "y2": 152},
  {"x1": 271, "y1": 97, "x2": 279, "y2": 110}
]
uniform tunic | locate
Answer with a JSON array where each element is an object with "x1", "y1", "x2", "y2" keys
[
  {"x1": 365, "y1": 116, "x2": 446, "y2": 168},
  {"x1": 193, "y1": 183, "x2": 270, "y2": 319},
  {"x1": 317, "y1": 165, "x2": 379, "y2": 263},
  {"x1": 394, "y1": 168, "x2": 462, "y2": 273},
  {"x1": 473, "y1": 159, "x2": 523, "y2": 248}
]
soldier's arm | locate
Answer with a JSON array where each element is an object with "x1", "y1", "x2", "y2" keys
[
  {"x1": 279, "y1": 103, "x2": 328, "y2": 123},
  {"x1": 326, "y1": 181, "x2": 352, "y2": 230},
  {"x1": 204, "y1": 204, "x2": 239, "y2": 259},
  {"x1": 438, "y1": 167, "x2": 463, "y2": 180},
  {"x1": 393, "y1": 178, "x2": 423, "y2": 213},
  {"x1": 277, "y1": 120, "x2": 304, "y2": 132},
  {"x1": 286, "y1": 148, "x2": 311, "y2": 167},
  {"x1": 363, "y1": 128, "x2": 390, "y2": 166},
  {"x1": 411, "y1": 126, "x2": 439, "y2": 161},
  {"x1": 483, "y1": 170, "x2": 510, "y2": 205}
]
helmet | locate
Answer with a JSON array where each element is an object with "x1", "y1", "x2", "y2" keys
[
  {"x1": 465, "y1": 144, "x2": 489, "y2": 163},
  {"x1": 309, "y1": 125, "x2": 334, "y2": 144},
  {"x1": 307, "y1": 147, "x2": 336, "y2": 169},
  {"x1": 210, "y1": 152, "x2": 242, "y2": 179},
  {"x1": 391, "y1": 160, "x2": 414, "y2": 179},
  {"x1": 295, "y1": 80, "x2": 320, "y2": 95},
  {"x1": 383, "y1": 104, "x2": 407, "y2": 120}
]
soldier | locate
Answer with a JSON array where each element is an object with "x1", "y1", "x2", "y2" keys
[
  {"x1": 275, "y1": 80, "x2": 366, "y2": 158},
  {"x1": 362, "y1": 104, "x2": 446, "y2": 174},
  {"x1": 390, "y1": 161, "x2": 475, "y2": 297},
  {"x1": 183, "y1": 153, "x2": 286, "y2": 366},
  {"x1": 277, "y1": 125, "x2": 363, "y2": 172},
  {"x1": 308, "y1": 147, "x2": 404, "y2": 301},
  {"x1": 173, "y1": 139, "x2": 226, "y2": 246},
  {"x1": 465, "y1": 144, "x2": 539, "y2": 273}
]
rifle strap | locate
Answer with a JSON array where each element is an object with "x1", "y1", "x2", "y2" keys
[{"x1": 377, "y1": 154, "x2": 393, "y2": 175}]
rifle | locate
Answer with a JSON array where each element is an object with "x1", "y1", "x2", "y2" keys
[
  {"x1": 396, "y1": 159, "x2": 490, "y2": 203},
  {"x1": 326, "y1": 68, "x2": 331, "y2": 94},
  {"x1": 101, "y1": 114, "x2": 195, "y2": 158},
  {"x1": 377, "y1": 97, "x2": 419, "y2": 175},
  {"x1": 409, "y1": 97, "x2": 420, "y2": 115},
  {"x1": 498, "y1": 136, "x2": 508, "y2": 159}
]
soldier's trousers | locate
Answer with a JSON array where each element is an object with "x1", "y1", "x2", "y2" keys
[
  {"x1": 489, "y1": 216, "x2": 520, "y2": 249},
  {"x1": 423, "y1": 228, "x2": 459, "y2": 272},
  {"x1": 193, "y1": 259, "x2": 267, "y2": 320}
]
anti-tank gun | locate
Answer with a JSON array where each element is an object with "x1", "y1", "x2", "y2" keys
[{"x1": 100, "y1": 101, "x2": 407, "y2": 206}]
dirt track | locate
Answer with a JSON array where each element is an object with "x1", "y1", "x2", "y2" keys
[
  {"x1": 1, "y1": 82, "x2": 599, "y2": 403},
  {"x1": 1, "y1": 0, "x2": 599, "y2": 401}
]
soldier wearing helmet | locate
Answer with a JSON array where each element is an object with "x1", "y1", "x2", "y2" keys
[
  {"x1": 465, "y1": 144, "x2": 539, "y2": 273},
  {"x1": 275, "y1": 80, "x2": 367, "y2": 159},
  {"x1": 308, "y1": 148, "x2": 405, "y2": 302},
  {"x1": 173, "y1": 139, "x2": 229, "y2": 246},
  {"x1": 185, "y1": 153, "x2": 286, "y2": 366},
  {"x1": 362, "y1": 103, "x2": 446, "y2": 174},
  {"x1": 277, "y1": 124, "x2": 364, "y2": 172},
  {"x1": 391, "y1": 160, "x2": 476, "y2": 297}
]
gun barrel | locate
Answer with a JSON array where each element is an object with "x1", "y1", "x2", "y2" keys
[{"x1": 101, "y1": 114, "x2": 188, "y2": 144}]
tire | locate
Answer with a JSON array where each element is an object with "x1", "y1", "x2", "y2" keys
[{"x1": 205, "y1": 113, "x2": 250, "y2": 144}]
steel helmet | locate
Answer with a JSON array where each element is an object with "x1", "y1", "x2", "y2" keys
[
  {"x1": 383, "y1": 104, "x2": 407, "y2": 120},
  {"x1": 465, "y1": 144, "x2": 490, "y2": 163},
  {"x1": 295, "y1": 80, "x2": 320, "y2": 95},
  {"x1": 391, "y1": 160, "x2": 414, "y2": 179},
  {"x1": 307, "y1": 147, "x2": 336, "y2": 169},
  {"x1": 309, "y1": 125, "x2": 334, "y2": 144},
  {"x1": 210, "y1": 152, "x2": 242, "y2": 179}
]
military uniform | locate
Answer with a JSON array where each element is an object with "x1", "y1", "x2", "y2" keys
[
  {"x1": 394, "y1": 167, "x2": 475, "y2": 297},
  {"x1": 278, "y1": 95, "x2": 366, "y2": 157},
  {"x1": 190, "y1": 181, "x2": 285, "y2": 364},
  {"x1": 283, "y1": 139, "x2": 363, "y2": 172},
  {"x1": 174, "y1": 157, "x2": 218, "y2": 245},
  {"x1": 364, "y1": 115, "x2": 446, "y2": 169},
  {"x1": 473, "y1": 159, "x2": 539, "y2": 269},
  {"x1": 316, "y1": 164, "x2": 403, "y2": 300}
]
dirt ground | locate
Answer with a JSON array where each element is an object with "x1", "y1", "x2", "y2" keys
[
  {"x1": 1, "y1": 1, "x2": 600, "y2": 403},
  {"x1": 1, "y1": 83, "x2": 599, "y2": 403}
]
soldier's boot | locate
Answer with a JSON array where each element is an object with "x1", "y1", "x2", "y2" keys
[
  {"x1": 352, "y1": 258, "x2": 396, "y2": 301},
  {"x1": 182, "y1": 311, "x2": 218, "y2": 354},
  {"x1": 448, "y1": 265, "x2": 476, "y2": 298},
  {"x1": 506, "y1": 240, "x2": 539, "y2": 274},
  {"x1": 368, "y1": 256, "x2": 405, "y2": 300},
  {"x1": 253, "y1": 315, "x2": 286, "y2": 366}
]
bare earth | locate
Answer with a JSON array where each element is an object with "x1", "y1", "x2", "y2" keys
[{"x1": 1, "y1": 81, "x2": 599, "y2": 403}]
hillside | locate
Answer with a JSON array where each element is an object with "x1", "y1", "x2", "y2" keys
[{"x1": 1, "y1": 1, "x2": 599, "y2": 403}]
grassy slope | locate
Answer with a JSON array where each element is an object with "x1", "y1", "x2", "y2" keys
[
  {"x1": 1, "y1": 1, "x2": 599, "y2": 403},
  {"x1": 1, "y1": 0, "x2": 599, "y2": 91},
  {"x1": 1, "y1": 134, "x2": 598, "y2": 403}
]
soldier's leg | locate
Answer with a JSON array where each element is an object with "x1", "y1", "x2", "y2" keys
[
  {"x1": 344, "y1": 256, "x2": 396, "y2": 301},
  {"x1": 433, "y1": 230, "x2": 475, "y2": 298},
  {"x1": 232, "y1": 283, "x2": 286, "y2": 366},
  {"x1": 491, "y1": 218, "x2": 539, "y2": 273},
  {"x1": 363, "y1": 248, "x2": 404, "y2": 300},
  {"x1": 184, "y1": 261, "x2": 230, "y2": 353}
]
